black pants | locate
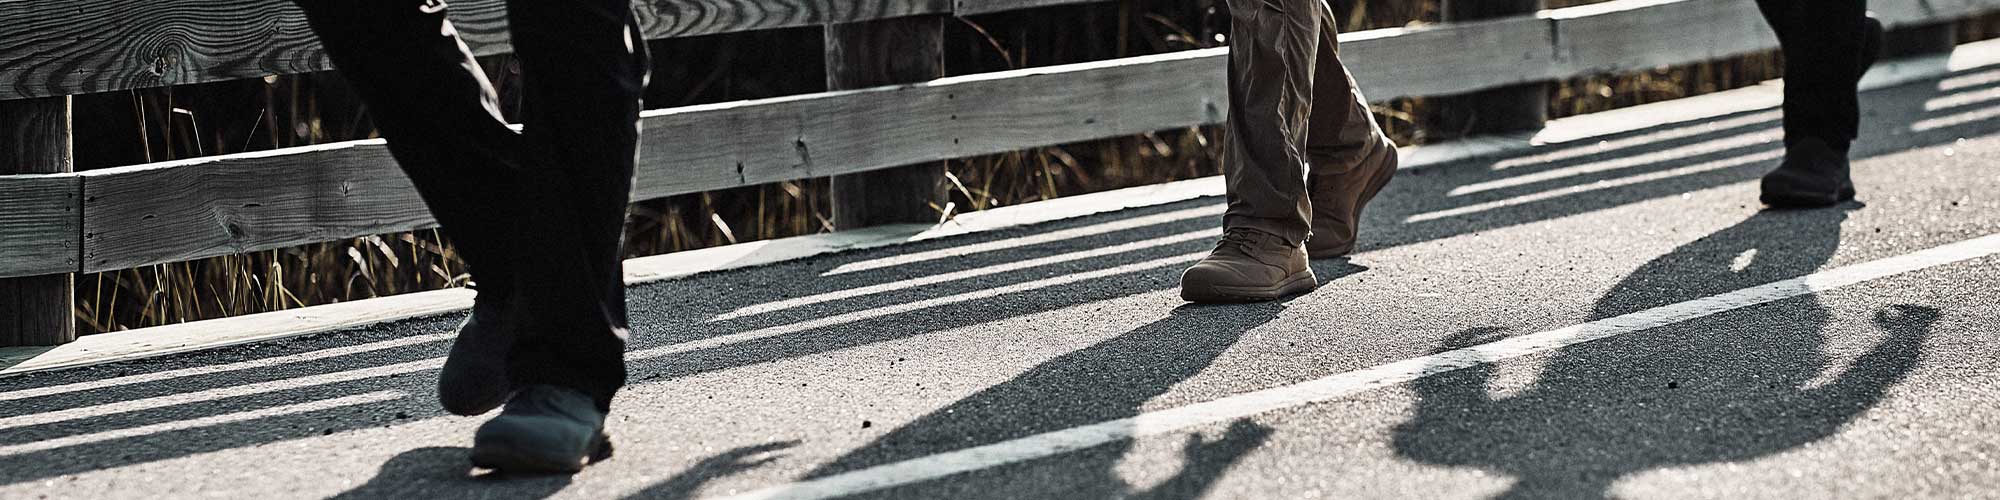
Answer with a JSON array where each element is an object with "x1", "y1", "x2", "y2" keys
[
  {"x1": 292, "y1": 0, "x2": 647, "y2": 410},
  {"x1": 1757, "y1": 0, "x2": 1869, "y2": 150}
]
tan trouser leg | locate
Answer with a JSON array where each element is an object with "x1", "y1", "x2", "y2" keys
[{"x1": 1222, "y1": 0, "x2": 1385, "y2": 243}]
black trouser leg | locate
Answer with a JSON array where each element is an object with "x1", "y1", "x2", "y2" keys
[
  {"x1": 505, "y1": 0, "x2": 648, "y2": 411},
  {"x1": 292, "y1": 0, "x2": 643, "y2": 411},
  {"x1": 292, "y1": 0, "x2": 528, "y2": 295},
  {"x1": 1756, "y1": 0, "x2": 1869, "y2": 150}
]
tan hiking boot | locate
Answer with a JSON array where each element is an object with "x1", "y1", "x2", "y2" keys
[
  {"x1": 1181, "y1": 228, "x2": 1317, "y2": 303},
  {"x1": 1306, "y1": 140, "x2": 1399, "y2": 258}
]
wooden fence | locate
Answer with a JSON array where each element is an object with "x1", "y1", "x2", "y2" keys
[{"x1": 1, "y1": 0, "x2": 1995, "y2": 345}]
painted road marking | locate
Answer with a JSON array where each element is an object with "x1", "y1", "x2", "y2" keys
[{"x1": 714, "y1": 232, "x2": 2000, "y2": 500}]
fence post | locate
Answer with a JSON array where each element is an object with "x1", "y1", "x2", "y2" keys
[
  {"x1": 0, "y1": 96, "x2": 77, "y2": 347},
  {"x1": 1883, "y1": 21, "x2": 1957, "y2": 59},
  {"x1": 1433, "y1": 0, "x2": 1548, "y2": 138},
  {"x1": 825, "y1": 16, "x2": 950, "y2": 229}
]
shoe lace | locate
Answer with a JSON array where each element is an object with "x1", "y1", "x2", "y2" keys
[{"x1": 1216, "y1": 228, "x2": 1270, "y2": 254}]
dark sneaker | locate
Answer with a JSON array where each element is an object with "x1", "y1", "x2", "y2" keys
[
  {"x1": 470, "y1": 385, "x2": 613, "y2": 474},
  {"x1": 1760, "y1": 137, "x2": 1855, "y2": 208},
  {"x1": 1760, "y1": 17, "x2": 1881, "y2": 209},
  {"x1": 1306, "y1": 138, "x2": 1399, "y2": 258},
  {"x1": 439, "y1": 290, "x2": 513, "y2": 416},
  {"x1": 1181, "y1": 228, "x2": 1317, "y2": 303}
]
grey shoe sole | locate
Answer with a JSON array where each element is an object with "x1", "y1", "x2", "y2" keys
[
  {"x1": 1181, "y1": 270, "x2": 1317, "y2": 303},
  {"x1": 470, "y1": 432, "x2": 613, "y2": 474}
]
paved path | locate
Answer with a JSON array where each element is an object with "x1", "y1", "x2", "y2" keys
[{"x1": 6, "y1": 68, "x2": 2000, "y2": 499}]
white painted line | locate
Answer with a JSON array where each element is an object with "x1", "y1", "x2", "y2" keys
[
  {"x1": 714, "y1": 232, "x2": 2000, "y2": 500},
  {"x1": 822, "y1": 205, "x2": 1222, "y2": 276},
  {"x1": 0, "y1": 391, "x2": 405, "y2": 457},
  {"x1": 1408, "y1": 149, "x2": 1784, "y2": 223},
  {"x1": 1913, "y1": 102, "x2": 2000, "y2": 133},
  {"x1": 0, "y1": 289, "x2": 474, "y2": 377},
  {"x1": 719, "y1": 229, "x2": 1217, "y2": 321},
  {"x1": 0, "y1": 333, "x2": 452, "y2": 403},
  {"x1": 624, "y1": 177, "x2": 1226, "y2": 285},
  {"x1": 1924, "y1": 84, "x2": 2000, "y2": 111},
  {"x1": 1452, "y1": 126, "x2": 1781, "y2": 196},
  {"x1": 633, "y1": 251, "x2": 1205, "y2": 362},
  {"x1": 0, "y1": 251, "x2": 1207, "y2": 429},
  {"x1": 11, "y1": 38, "x2": 2000, "y2": 380},
  {"x1": 0, "y1": 358, "x2": 442, "y2": 429}
]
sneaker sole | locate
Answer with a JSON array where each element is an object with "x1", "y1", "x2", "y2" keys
[
  {"x1": 1761, "y1": 186, "x2": 1856, "y2": 209},
  {"x1": 470, "y1": 433, "x2": 613, "y2": 474},
  {"x1": 1182, "y1": 270, "x2": 1318, "y2": 303}
]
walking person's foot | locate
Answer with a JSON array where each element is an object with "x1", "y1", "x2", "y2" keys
[
  {"x1": 1306, "y1": 139, "x2": 1399, "y2": 258},
  {"x1": 471, "y1": 385, "x2": 614, "y2": 474},
  {"x1": 1759, "y1": 16, "x2": 1882, "y2": 210},
  {"x1": 438, "y1": 288, "x2": 516, "y2": 416},
  {"x1": 1761, "y1": 137, "x2": 1856, "y2": 209},
  {"x1": 1181, "y1": 228, "x2": 1317, "y2": 303}
]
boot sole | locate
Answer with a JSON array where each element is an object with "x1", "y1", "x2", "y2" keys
[
  {"x1": 470, "y1": 433, "x2": 614, "y2": 474},
  {"x1": 1182, "y1": 270, "x2": 1318, "y2": 303},
  {"x1": 1761, "y1": 186, "x2": 1856, "y2": 209}
]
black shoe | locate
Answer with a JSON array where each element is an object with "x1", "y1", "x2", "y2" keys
[
  {"x1": 1760, "y1": 137, "x2": 1855, "y2": 208},
  {"x1": 438, "y1": 289, "x2": 514, "y2": 416},
  {"x1": 470, "y1": 385, "x2": 613, "y2": 474}
]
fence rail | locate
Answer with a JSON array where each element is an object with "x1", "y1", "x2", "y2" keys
[{"x1": 0, "y1": 0, "x2": 1996, "y2": 344}]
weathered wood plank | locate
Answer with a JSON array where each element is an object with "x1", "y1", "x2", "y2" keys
[
  {"x1": 0, "y1": 174, "x2": 79, "y2": 277},
  {"x1": 826, "y1": 15, "x2": 950, "y2": 228},
  {"x1": 79, "y1": 141, "x2": 430, "y2": 273},
  {"x1": 1550, "y1": 0, "x2": 1776, "y2": 77},
  {"x1": 954, "y1": 0, "x2": 1101, "y2": 16},
  {"x1": 1875, "y1": 0, "x2": 2000, "y2": 28},
  {"x1": 58, "y1": 0, "x2": 2000, "y2": 271},
  {"x1": 74, "y1": 48, "x2": 1229, "y2": 269},
  {"x1": 1433, "y1": 0, "x2": 1550, "y2": 137},
  {"x1": 631, "y1": 47, "x2": 1229, "y2": 200},
  {"x1": 0, "y1": 96, "x2": 76, "y2": 346},
  {"x1": 1342, "y1": 15, "x2": 1556, "y2": 100},
  {"x1": 0, "y1": 0, "x2": 949, "y2": 101}
]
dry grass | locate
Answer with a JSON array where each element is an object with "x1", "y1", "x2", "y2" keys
[{"x1": 61, "y1": 0, "x2": 1987, "y2": 334}]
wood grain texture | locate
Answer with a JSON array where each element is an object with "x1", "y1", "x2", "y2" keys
[
  {"x1": 79, "y1": 141, "x2": 431, "y2": 273},
  {"x1": 0, "y1": 174, "x2": 79, "y2": 277},
  {"x1": 51, "y1": 0, "x2": 2000, "y2": 271},
  {"x1": 954, "y1": 0, "x2": 1101, "y2": 16},
  {"x1": 1875, "y1": 0, "x2": 2000, "y2": 28},
  {"x1": 1433, "y1": 0, "x2": 1549, "y2": 136},
  {"x1": 631, "y1": 48, "x2": 1228, "y2": 201},
  {"x1": 1550, "y1": 0, "x2": 1776, "y2": 76},
  {"x1": 0, "y1": 96, "x2": 76, "y2": 345},
  {"x1": 0, "y1": 0, "x2": 949, "y2": 101},
  {"x1": 1342, "y1": 15, "x2": 1556, "y2": 100},
  {"x1": 826, "y1": 15, "x2": 949, "y2": 228}
]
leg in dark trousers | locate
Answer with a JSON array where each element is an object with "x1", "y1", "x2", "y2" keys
[
  {"x1": 291, "y1": 0, "x2": 646, "y2": 473},
  {"x1": 1754, "y1": 0, "x2": 1881, "y2": 207}
]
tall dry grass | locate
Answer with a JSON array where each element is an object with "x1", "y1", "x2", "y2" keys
[{"x1": 63, "y1": 0, "x2": 1995, "y2": 334}]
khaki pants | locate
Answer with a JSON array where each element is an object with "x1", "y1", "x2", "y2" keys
[{"x1": 1222, "y1": 0, "x2": 1391, "y2": 243}]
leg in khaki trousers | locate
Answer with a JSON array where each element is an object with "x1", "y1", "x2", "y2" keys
[{"x1": 1183, "y1": 0, "x2": 1399, "y2": 303}]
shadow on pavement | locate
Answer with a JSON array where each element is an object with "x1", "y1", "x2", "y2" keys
[
  {"x1": 793, "y1": 297, "x2": 1329, "y2": 499},
  {"x1": 0, "y1": 66, "x2": 1989, "y2": 490},
  {"x1": 1393, "y1": 208, "x2": 1943, "y2": 499},
  {"x1": 327, "y1": 446, "x2": 571, "y2": 500}
]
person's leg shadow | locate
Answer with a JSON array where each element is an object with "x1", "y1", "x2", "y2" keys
[
  {"x1": 328, "y1": 447, "x2": 571, "y2": 500},
  {"x1": 1394, "y1": 208, "x2": 1940, "y2": 499},
  {"x1": 785, "y1": 262, "x2": 1365, "y2": 499}
]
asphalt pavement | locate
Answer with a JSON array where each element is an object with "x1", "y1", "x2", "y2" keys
[{"x1": 3, "y1": 67, "x2": 2000, "y2": 499}]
